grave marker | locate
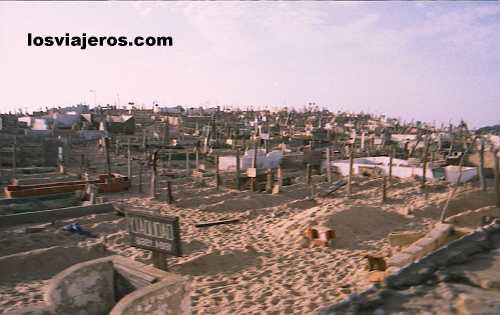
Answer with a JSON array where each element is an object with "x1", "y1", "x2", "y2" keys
[{"x1": 126, "y1": 210, "x2": 182, "y2": 271}]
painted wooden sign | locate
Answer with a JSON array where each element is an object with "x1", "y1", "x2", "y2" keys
[{"x1": 126, "y1": 210, "x2": 182, "y2": 257}]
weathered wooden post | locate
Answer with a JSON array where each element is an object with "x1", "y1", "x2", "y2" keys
[
  {"x1": 164, "y1": 120, "x2": 170, "y2": 146},
  {"x1": 185, "y1": 150, "x2": 191, "y2": 176},
  {"x1": 80, "y1": 153, "x2": 85, "y2": 177},
  {"x1": 479, "y1": 138, "x2": 486, "y2": 191},
  {"x1": 494, "y1": 149, "x2": 499, "y2": 207},
  {"x1": 215, "y1": 154, "x2": 221, "y2": 190},
  {"x1": 389, "y1": 147, "x2": 394, "y2": 186},
  {"x1": 115, "y1": 139, "x2": 120, "y2": 155},
  {"x1": 236, "y1": 148, "x2": 241, "y2": 190},
  {"x1": 103, "y1": 137, "x2": 112, "y2": 177},
  {"x1": 266, "y1": 168, "x2": 273, "y2": 193},
  {"x1": 382, "y1": 176, "x2": 387, "y2": 203},
  {"x1": 138, "y1": 162, "x2": 143, "y2": 193},
  {"x1": 166, "y1": 181, "x2": 173, "y2": 204},
  {"x1": 150, "y1": 151, "x2": 158, "y2": 198},
  {"x1": 305, "y1": 163, "x2": 312, "y2": 185},
  {"x1": 195, "y1": 146, "x2": 200, "y2": 170},
  {"x1": 309, "y1": 183, "x2": 316, "y2": 200},
  {"x1": 58, "y1": 145, "x2": 65, "y2": 174},
  {"x1": 167, "y1": 151, "x2": 172, "y2": 169},
  {"x1": 12, "y1": 135, "x2": 17, "y2": 182},
  {"x1": 142, "y1": 130, "x2": 147, "y2": 151},
  {"x1": 421, "y1": 136, "x2": 429, "y2": 189},
  {"x1": 347, "y1": 143, "x2": 354, "y2": 197},
  {"x1": 251, "y1": 141, "x2": 258, "y2": 192},
  {"x1": 326, "y1": 147, "x2": 332, "y2": 183},
  {"x1": 127, "y1": 138, "x2": 132, "y2": 178}
]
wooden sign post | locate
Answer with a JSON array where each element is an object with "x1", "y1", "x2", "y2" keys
[{"x1": 126, "y1": 210, "x2": 182, "y2": 271}]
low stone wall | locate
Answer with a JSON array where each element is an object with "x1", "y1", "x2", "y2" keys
[
  {"x1": 109, "y1": 274, "x2": 191, "y2": 315},
  {"x1": 318, "y1": 219, "x2": 500, "y2": 314}
]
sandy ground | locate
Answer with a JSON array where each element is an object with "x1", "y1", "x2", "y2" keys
[{"x1": 1, "y1": 154, "x2": 498, "y2": 314}]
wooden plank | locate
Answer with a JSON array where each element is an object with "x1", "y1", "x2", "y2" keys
[{"x1": 195, "y1": 218, "x2": 240, "y2": 228}]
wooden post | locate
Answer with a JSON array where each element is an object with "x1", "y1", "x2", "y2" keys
[
  {"x1": 215, "y1": 154, "x2": 221, "y2": 190},
  {"x1": 251, "y1": 141, "x2": 258, "y2": 192},
  {"x1": 265, "y1": 139, "x2": 269, "y2": 153},
  {"x1": 58, "y1": 145, "x2": 65, "y2": 174},
  {"x1": 195, "y1": 146, "x2": 200, "y2": 170},
  {"x1": 185, "y1": 151, "x2": 191, "y2": 176},
  {"x1": 382, "y1": 176, "x2": 387, "y2": 203},
  {"x1": 150, "y1": 152, "x2": 158, "y2": 198},
  {"x1": 167, "y1": 152, "x2": 172, "y2": 169},
  {"x1": 347, "y1": 143, "x2": 354, "y2": 197},
  {"x1": 309, "y1": 183, "x2": 316, "y2": 200},
  {"x1": 115, "y1": 139, "x2": 120, "y2": 155},
  {"x1": 166, "y1": 181, "x2": 173, "y2": 204},
  {"x1": 127, "y1": 138, "x2": 132, "y2": 178},
  {"x1": 266, "y1": 168, "x2": 273, "y2": 193},
  {"x1": 326, "y1": 147, "x2": 332, "y2": 183},
  {"x1": 138, "y1": 162, "x2": 143, "y2": 193},
  {"x1": 152, "y1": 251, "x2": 168, "y2": 271},
  {"x1": 421, "y1": 136, "x2": 429, "y2": 189},
  {"x1": 12, "y1": 135, "x2": 17, "y2": 182},
  {"x1": 305, "y1": 163, "x2": 312, "y2": 185},
  {"x1": 164, "y1": 120, "x2": 170, "y2": 146},
  {"x1": 389, "y1": 147, "x2": 394, "y2": 186},
  {"x1": 80, "y1": 153, "x2": 85, "y2": 177},
  {"x1": 494, "y1": 149, "x2": 499, "y2": 207},
  {"x1": 479, "y1": 138, "x2": 486, "y2": 191},
  {"x1": 236, "y1": 148, "x2": 241, "y2": 191},
  {"x1": 103, "y1": 137, "x2": 112, "y2": 177}
]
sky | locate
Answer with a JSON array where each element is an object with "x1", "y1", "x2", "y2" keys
[{"x1": 0, "y1": 1, "x2": 499, "y2": 128}]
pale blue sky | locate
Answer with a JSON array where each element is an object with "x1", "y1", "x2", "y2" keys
[{"x1": 0, "y1": 2, "x2": 499, "y2": 127}]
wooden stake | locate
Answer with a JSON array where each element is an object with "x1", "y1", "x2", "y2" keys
[
  {"x1": 195, "y1": 146, "x2": 200, "y2": 170},
  {"x1": 266, "y1": 168, "x2": 273, "y2": 193},
  {"x1": 103, "y1": 137, "x2": 112, "y2": 177},
  {"x1": 382, "y1": 176, "x2": 387, "y2": 203},
  {"x1": 215, "y1": 154, "x2": 221, "y2": 190},
  {"x1": 494, "y1": 149, "x2": 499, "y2": 208},
  {"x1": 186, "y1": 151, "x2": 191, "y2": 176},
  {"x1": 305, "y1": 163, "x2": 312, "y2": 185},
  {"x1": 236, "y1": 149, "x2": 241, "y2": 191},
  {"x1": 138, "y1": 162, "x2": 143, "y2": 194},
  {"x1": 12, "y1": 135, "x2": 17, "y2": 182},
  {"x1": 251, "y1": 141, "x2": 258, "y2": 192},
  {"x1": 421, "y1": 135, "x2": 429, "y2": 189},
  {"x1": 166, "y1": 181, "x2": 173, "y2": 204},
  {"x1": 326, "y1": 147, "x2": 332, "y2": 184},
  {"x1": 127, "y1": 138, "x2": 131, "y2": 178},
  {"x1": 389, "y1": 147, "x2": 394, "y2": 186},
  {"x1": 347, "y1": 143, "x2": 354, "y2": 197},
  {"x1": 479, "y1": 138, "x2": 486, "y2": 191},
  {"x1": 150, "y1": 152, "x2": 158, "y2": 198}
]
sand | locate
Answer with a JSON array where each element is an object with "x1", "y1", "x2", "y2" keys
[{"x1": 1, "y1": 161, "x2": 498, "y2": 314}]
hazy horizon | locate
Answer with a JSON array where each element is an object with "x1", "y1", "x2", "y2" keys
[{"x1": 1, "y1": 2, "x2": 499, "y2": 128}]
